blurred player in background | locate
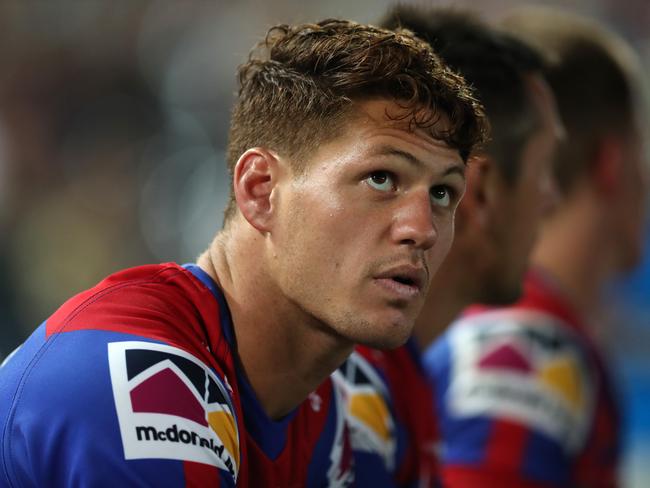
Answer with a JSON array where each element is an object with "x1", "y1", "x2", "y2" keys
[
  {"x1": 0, "y1": 19, "x2": 487, "y2": 487},
  {"x1": 425, "y1": 7, "x2": 648, "y2": 487},
  {"x1": 338, "y1": 6, "x2": 562, "y2": 486}
]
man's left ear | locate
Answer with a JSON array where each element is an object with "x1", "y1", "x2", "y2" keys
[
  {"x1": 232, "y1": 147, "x2": 282, "y2": 232},
  {"x1": 593, "y1": 135, "x2": 624, "y2": 197},
  {"x1": 458, "y1": 154, "x2": 495, "y2": 230}
]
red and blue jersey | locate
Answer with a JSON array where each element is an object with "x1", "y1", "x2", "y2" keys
[
  {"x1": 0, "y1": 263, "x2": 353, "y2": 487},
  {"x1": 338, "y1": 339, "x2": 440, "y2": 487},
  {"x1": 423, "y1": 270, "x2": 621, "y2": 487}
]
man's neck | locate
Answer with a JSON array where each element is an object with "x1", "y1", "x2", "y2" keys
[
  {"x1": 197, "y1": 230, "x2": 352, "y2": 420},
  {"x1": 531, "y1": 202, "x2": 613, "y2": 321},
  {"x1": 413, "y1": 265, "x2": 471, "y2": 351}
]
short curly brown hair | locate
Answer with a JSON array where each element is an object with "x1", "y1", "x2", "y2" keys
[{"x1": 224, "y1": 19, "x2": 488, "y2": 222}]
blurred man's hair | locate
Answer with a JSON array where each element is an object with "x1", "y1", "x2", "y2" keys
[
  {"x1": 381, "y1": 6, "x2": 546, "y2": 185},
  {"x1": 224, "y1": 18, "x2": 488, "y2": 223},
  {"x1": 501, "y1": 7, "x2": 644, "y2": 195}
]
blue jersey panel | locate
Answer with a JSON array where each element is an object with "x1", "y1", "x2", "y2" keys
[
  {"x1": 422, "y1": 334, "x2": 452, "y2": 412},
  {"x1": 522, "y1": 429, "x2": 570, "y2": 486},
  {"x1": 307, "y1": 388, "x2": 341, "y2": 488},
  {"x1": 423, "y1": 332, "x2": 492, "y2": 467},
  {"x1": 353, "y1": 450, "x2": 397, "y2": 487},
  {"x1": 0, "y1": 327, "x2": 214, "y2": 487}
]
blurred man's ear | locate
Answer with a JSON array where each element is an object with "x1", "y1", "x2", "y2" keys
[
  {"x1": 457, "y1": 154, "x2": 495, "y2": 231},
  {"x1": 592, "y1": 135, "x2": 624, "y2": 197},
  {"x1": 232, "y1": 148, "x2": 282, "y2": 232}
]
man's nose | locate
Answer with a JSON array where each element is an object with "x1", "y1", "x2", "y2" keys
[{"x1": 391, "y1": 190, "x2": 438, "y2": 250}]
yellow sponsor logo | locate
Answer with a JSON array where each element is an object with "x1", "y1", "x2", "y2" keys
[
  {"x1": 538, "y1": 356, "x2": 583, "y2": 412},
  {"x1": 348, "y1": 392, "x2": 391, "y2": 442},
  {"x1": 208, "y1": 410, "x2": 240, "y2": 470}
]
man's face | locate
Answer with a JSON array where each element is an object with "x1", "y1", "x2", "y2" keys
[
  {"x1": 268, "y1": 99, "x2": 466, "y2": 349},
  {"x1": 486, "y1": 76, "x2": 563, "y2": 303}
]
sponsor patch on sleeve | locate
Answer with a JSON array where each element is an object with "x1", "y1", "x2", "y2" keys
[
  {"x1": 336, "y1": 352, "x2": 396, "y2": 471},
  {"x1": 108, "y1": 341, "x2": 239, "y2": 480},
  {"x1": 446, "y1": 310, "x2": 596, "y2": 453}
]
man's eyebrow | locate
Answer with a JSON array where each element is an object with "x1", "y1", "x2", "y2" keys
[
  {"x1": 444, "y1": 165, "x2": 466, "y2": 179},
  {"x1": 375, "y1": 145, "x2": 466, "y2": 179},
  {"x1": 376, "y1": 146, "x2": 424, "y2": 168}
]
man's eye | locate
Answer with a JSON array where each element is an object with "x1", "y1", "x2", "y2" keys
[
  {"x1": 366, "y1": 171, "x2": 396, "y2": 192},
  {"x1": 431, "y1": 186, "x2": 452, "y2": 207}
]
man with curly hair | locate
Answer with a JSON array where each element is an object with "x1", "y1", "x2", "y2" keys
[{"x1": 0, "y1": 19, "x2": 486, "y2": 487}]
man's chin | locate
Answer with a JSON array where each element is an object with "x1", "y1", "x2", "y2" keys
[{"x1": 355, "y1": 322, "x2": 413, "y2": 350}]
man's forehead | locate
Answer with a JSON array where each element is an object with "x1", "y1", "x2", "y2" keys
[{"x1": 351, "y1": 98, "x2": 459, "y2": 154}]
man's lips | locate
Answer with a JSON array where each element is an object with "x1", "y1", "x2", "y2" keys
[{"x1": 373, "y1": 264, "x2": 428, "y2": 300}]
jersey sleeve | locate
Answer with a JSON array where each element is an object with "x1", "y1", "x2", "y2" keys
[
  {"x1": 423, "y1": 309, "x2": 596, "y2": 488},
  {"x1": 0, "y1": 324, "x2": 239, "y2": 487},
  {"x1": 336, "y1": 351, "x2": 401, "y2": 488}
]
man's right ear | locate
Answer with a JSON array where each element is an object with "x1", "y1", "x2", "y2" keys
[
  {"x1": 592, "y1": 135, "x2": 624, "y2": 198},
  {"x1": 458, "y1": 154, "x2": 494, "y2": 229},
  {"x1": 232, "y1": 148, "x2": 281, "y2": 232}
]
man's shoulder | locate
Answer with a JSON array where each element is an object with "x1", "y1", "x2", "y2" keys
[
  {"x1": 429, "y1": 302, "x2": 597, "y2": 457},
  {"x1": 0, "y1": 263, "x2": 243, "y2": 486},
  {"x1": 0, "y1": 329, "x2": 242, "y2": 486},
  {"x1": 46, "y1": 263, "x2": 213, "y2": 337}
]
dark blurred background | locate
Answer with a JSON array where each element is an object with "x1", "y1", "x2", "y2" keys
[{"x1": 0, "y1": 0, "x2": 648, "y2": 485}]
